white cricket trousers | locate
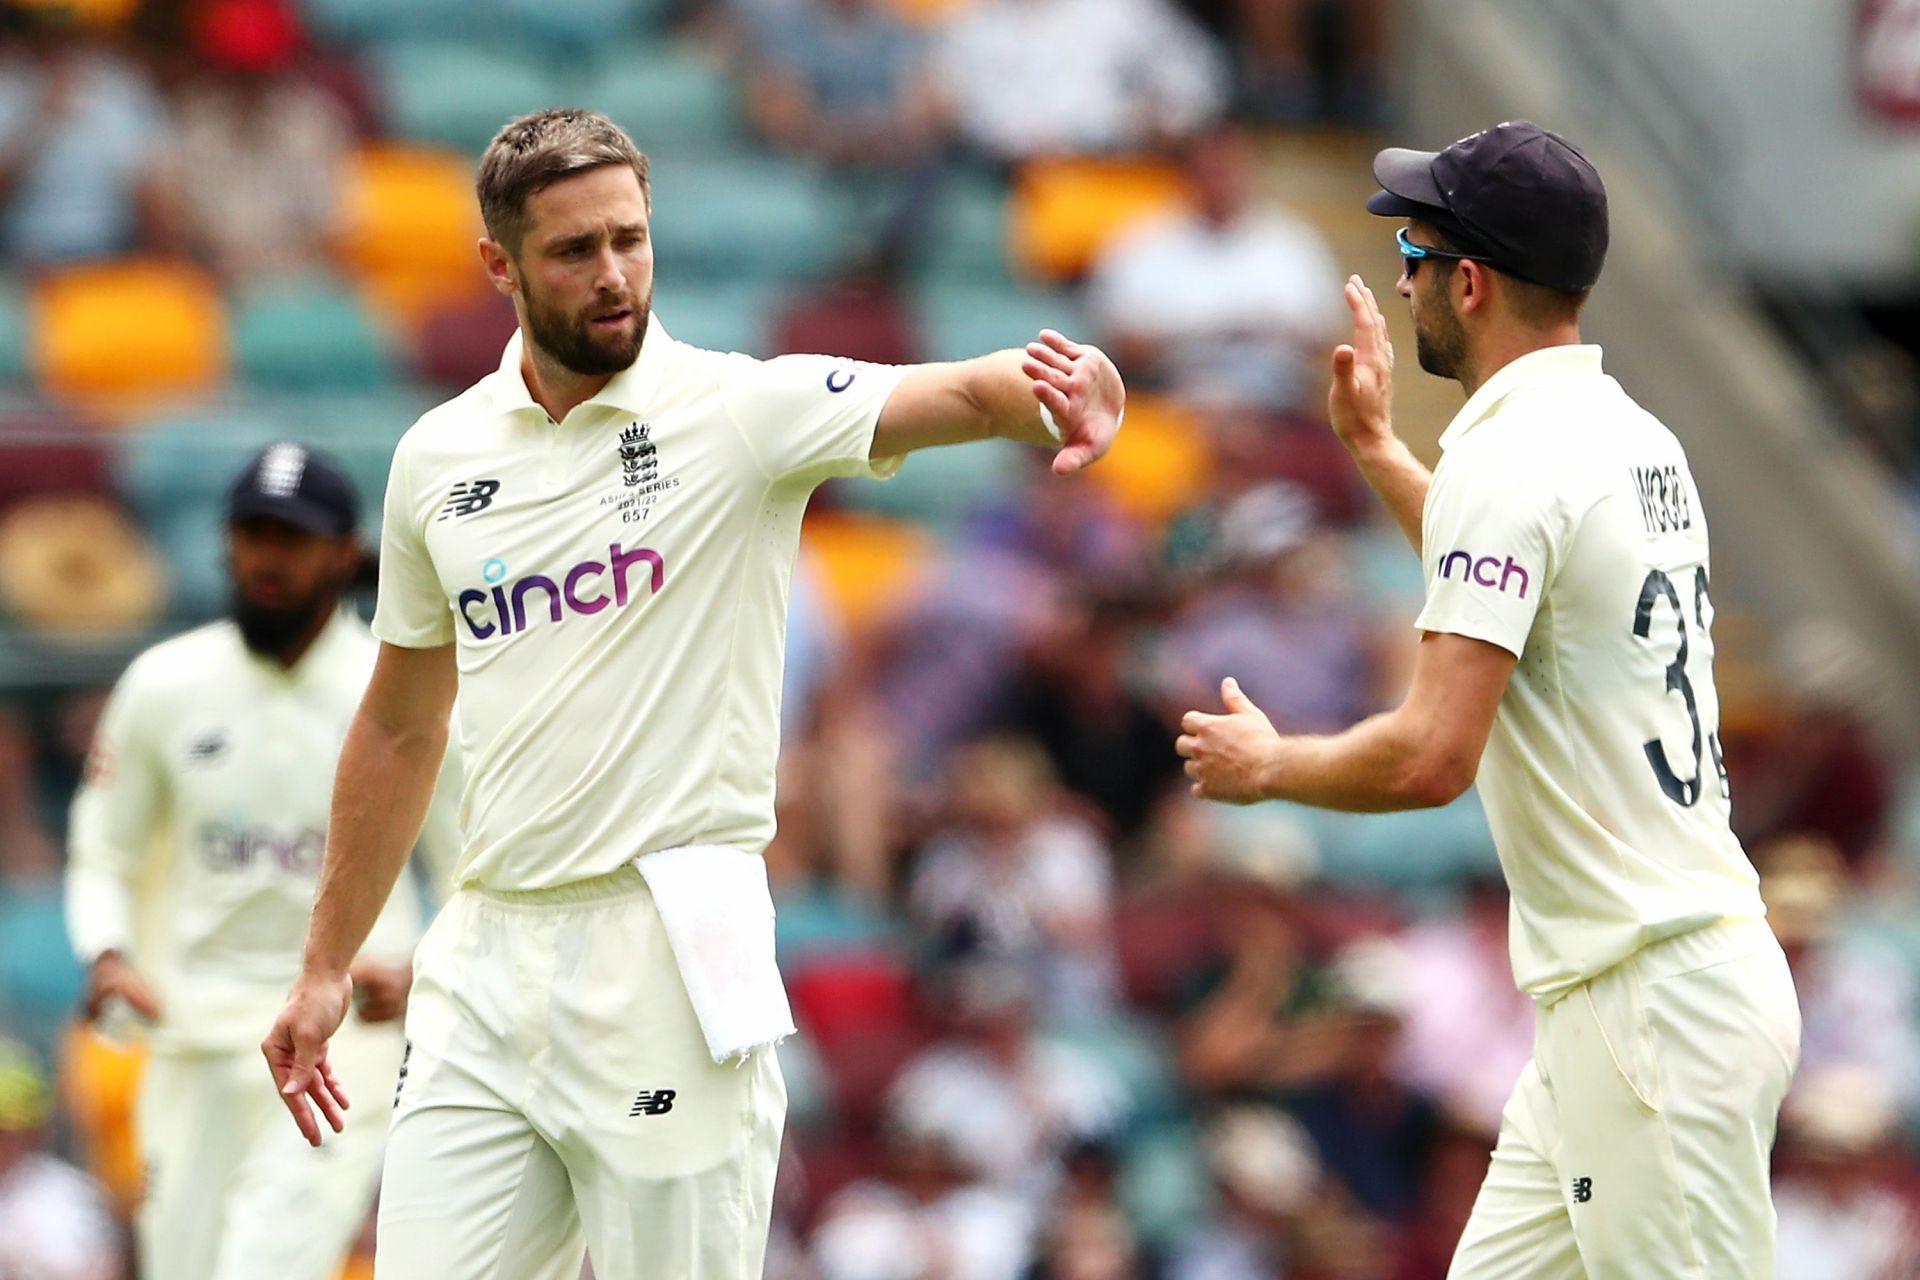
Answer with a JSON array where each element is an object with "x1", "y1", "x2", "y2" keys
[
  {"x1": 1450, "y1": 919, "x2": 1802, "y2": 1279},
  {"x1": 137, "y1": 1017, "x2": 403, "y2": 1280},
  {"x1": 374, "y1": 867, "x2": 787, "y2": 1280}
]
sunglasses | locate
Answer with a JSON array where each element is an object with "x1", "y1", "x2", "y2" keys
[{"x1": 1396, "y1": 227, "x2": 1481, "y2": 276}]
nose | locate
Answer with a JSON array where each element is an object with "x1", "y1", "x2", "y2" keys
[
  {"x1": 1396, "y1": 271, "x2": 1413, "y2": 298},
  {"x1": 593, "y1": 247, "x2": 627, "y2": 295}
]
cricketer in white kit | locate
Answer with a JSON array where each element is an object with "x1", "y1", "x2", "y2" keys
[
  {"x1": 261, "y1": 108, "x2": 1126, "y2": 1280},
  {"x1": 1177, "y1": 122, "x2": 1801, "y2": 1279},
  {"x1": 67, "y1": 444, "x2": 461, "y2": 1280}
]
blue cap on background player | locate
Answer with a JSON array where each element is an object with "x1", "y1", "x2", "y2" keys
[
  {"x1": 1366, "y1": 120, "x2": 1609, "y2": 293},
  {"x1": 226, "y1": 442, "x2": 361, "y2": 536}
]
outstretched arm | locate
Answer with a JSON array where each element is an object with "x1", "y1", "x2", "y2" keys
[
  {"x1": 1175, "y1": 631, "x2": 1514, "y2": 811},
  {"x1": 1331, "y1": 275, "x2": 1430, "y2": 552},
  {"x1": 263, "y1": 641, "x2": 456, "y2": 1146},
  {"x1": 869, "y1": 329, "x2": 1125, "y2": 477}
]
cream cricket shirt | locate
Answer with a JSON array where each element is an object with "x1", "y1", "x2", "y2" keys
[
  {"x1": 371, "y1": 321, "x2": 906, "y2": 892},
  {"x1": 1415, "y1": 345, "x2": 1766, "y2": 1003},
  {"x1": 66, "y1": 612, "x2": 461, "y2": 1052}
]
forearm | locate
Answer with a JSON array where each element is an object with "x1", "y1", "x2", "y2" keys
[
  {"x1": 64, "y1": 859, "x2": 137, "y2": 966},
  {"x1": 952, "y1": 349, "x2": 1057, "y2": 448},
  {"x1": 1350, "y1": 437, "x2": 1431, "y2": 553},
  {"x1": 302, "y1": 710, "x2": 447, "y2": 977},
  {"x1": 1262, "y1": 710, "x2": 1463, "y2": 813}
]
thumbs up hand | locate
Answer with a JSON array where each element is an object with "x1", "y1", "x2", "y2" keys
[{"x1": 1176, "y1": 677, "x2": 1282, "y2": 805}]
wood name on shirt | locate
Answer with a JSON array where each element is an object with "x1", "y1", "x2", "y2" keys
[{"x1": 1631, "y1": 465, "x2": 1692, "y2": 534}]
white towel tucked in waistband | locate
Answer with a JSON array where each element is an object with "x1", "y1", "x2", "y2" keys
[{"x1": 633, "y1": 845, "x2": 796, "y2": 1064}]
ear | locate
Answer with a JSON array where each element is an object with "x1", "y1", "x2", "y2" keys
[
  {"x1": 478, "y1": 238, "x2": 518, "y2": 298},
  {"x1": 1455, "y1": 259, "x2": 1493, "y2": 317}
]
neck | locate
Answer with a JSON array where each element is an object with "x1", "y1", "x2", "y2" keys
[
  {"x1": 1458, "y1": 322, "x2": 1584, "y2": 397},
  {"x1": 521, "y1": 337, "x2": 615, "y2": 423}
]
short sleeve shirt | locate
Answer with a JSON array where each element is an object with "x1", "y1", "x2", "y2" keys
[
  {"x1": 373, "y1": 322, "x2": 907, "y2": 890},
  {"x1": 1415, "y1": 346, "x2": 1765, "y2": 1002}
]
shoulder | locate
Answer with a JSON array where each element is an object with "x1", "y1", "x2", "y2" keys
[{"x1": 119, "y1": 622, "x2": 240, "y2": 698}]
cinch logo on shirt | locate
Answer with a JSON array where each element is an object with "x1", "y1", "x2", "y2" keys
[
  {"x1": 198, "y1": 822, "x2": 326, "y2": 873},
  {"x1": 456, "y1": 542, "x2": 666, "y2": 640},
  {"x1": 1437, "y1": 549, "x2": 1531, "y2": 599}
]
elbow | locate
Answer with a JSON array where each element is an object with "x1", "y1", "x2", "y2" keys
[{"x1": 1398, "y1": 746, "x2": 1477, "y2": 810}]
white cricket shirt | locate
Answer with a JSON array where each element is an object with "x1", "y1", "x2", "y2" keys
[
  {"x1": 371, "y1": 320, "x2": 907, "y2": 892},
  {"x1": 66, "y1": 612, "x2": 461, "y2": 1052},
  {"x1": 1415, "y1": 345, "x2": 1767, "y2": 1003}
]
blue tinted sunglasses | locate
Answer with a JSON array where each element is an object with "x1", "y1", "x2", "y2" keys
[{"x1": 1397, "y1": 227, "x2": 1480, "y2": 276}]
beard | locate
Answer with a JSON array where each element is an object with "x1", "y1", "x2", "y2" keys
[
  {"x1": 230, "y1": 590, "x2": 335, "y2": 659},
  {"x1": 523, "y1": 275, "x2": 652, "y2": 377},
  {"x1": 1413, "y1": 285, "x2": 1470, "y2": 381}
]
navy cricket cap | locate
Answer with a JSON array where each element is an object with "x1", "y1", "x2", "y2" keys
[
  {"x1": 226, "y1": 442, "x2": 361, "y2": 536},
  {"x1": 1367, "y1": 120, "x2": 1609, "y2": 292}
]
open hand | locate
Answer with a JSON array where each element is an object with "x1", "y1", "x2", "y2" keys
[
  {"x1": 1021, "y1": 329, "x2": 1126, "y2": 476},
  {"x1": 1328, "y1": 275, "x2": 1396, "y2": 456},
  {"x1": 262, "y1": 972, "x2": 354, "y2": 1147},
  {"x1": 1177, "y1": 678, "x2": 1283, "y2": 805}
]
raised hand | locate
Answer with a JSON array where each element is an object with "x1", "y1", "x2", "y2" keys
[
  {"x1": 1021, "y1": 329, "x2": 1126, "y2": 477},
  {"x1": 1328, "y1": 275, "x2": 1396, "y2": 456},
  {"x1": 1176, "y1": 677, "x2": 1283, "y2": 806},
  {"x1": 262, "y1": 971, "x2": 354, "y2": 1147}
]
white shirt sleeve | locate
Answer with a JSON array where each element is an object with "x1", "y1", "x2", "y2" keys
[
  {"x1": 371, "y1": 436, "x2": 456, "y2": 649},
  {"x1": 65, "y1": 657, "x2": 166, "y2": 965},
  {"x1": 718, "y1": 353, "x2": 911, "y2": 487},
  {"x1": 1415, "y1": 451, "x2": 1567, "y2": 658}
]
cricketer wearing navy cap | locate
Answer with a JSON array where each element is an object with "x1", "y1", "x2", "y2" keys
[
  {"x1": 1177, "y1": 121, "x2": 1797, "y2": 1278},
  {"x1": 224, "y1": 443, "x2": 365, "y2": 659}
]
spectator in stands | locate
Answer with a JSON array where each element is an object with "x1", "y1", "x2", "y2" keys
[
  {"x1": 1773, "y1": 1065, "x2": 1920, "y2": 1280},
  {"x1": 0, "y1": 1038, "x2": 124, "y2": 1280},
  {"x1": 1027, "y1": 1137, "x2": 1152, "y2": 1280},
  {"x1": 1224, "y1": 0, "x2": 1390, "y2": 124},
  {"x1": 0, "y1": 711, "x2": 79, "y2": 1061},
  {"x1": 933, "y1": 0, "x2": 1227, "y2": 164},
  {"x1": 908, "y1": 737, "x2": 1122, "y2": 1022},
  {"x1": 1088, "y1": 121, "x2": 1342, "y2": 412},
  {"x1": 1760, "y1": 834, "x2": 1920, "y2": 1118},
  {"x1": 885, "y1": 958, "x2": 1129, "y2": 1198},
  {"x1": 1164, "y1": 1106, "x2": 1319, "y2": 1280},
  {"x1": 167, "y1": 0, "x2": 351, "y2": 287},
  {"x1": 0, "y1": 7, "x2": 179, "y2": 267}
]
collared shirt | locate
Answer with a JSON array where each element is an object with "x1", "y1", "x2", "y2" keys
[
  {"x1": 1415, "y1": 345, "x2": 1766, "y2": 1002},
  {"x1": 372, "y1": 320, "x2": 907, "y2": 891},
  {"x1": 66, "y1": 612, "x2": 461, "y2": 1052}
]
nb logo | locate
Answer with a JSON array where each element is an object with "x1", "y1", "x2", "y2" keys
[
  {"x1": 393, "y1": 1041, "x2": 411, "y2": 1109},
  {"x1": 1571, "y1": 1177, "x2": 1593, "y2": 1204},
  {"x1": 629, "y1": 1089, "x2": 677, "y2": 1117},
  {"x1": 439, "y1": 479, "x2": 502, "y2": 521},
  {"x1": 186, "y1": 731, "x2": 227, "y2": 764}
]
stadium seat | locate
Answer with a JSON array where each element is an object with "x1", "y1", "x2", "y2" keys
[
  {"x1": 59, "y1": 1024, "x2": 147, "y2": 1215},
  {"x1": 1009, "y1": 156, "x2": 1193, "y2": 282},
  {"x1": 0, "y1": 279, "x2": 28, "y2": 385},
  {"x1": 0, "y1": 409, "x2": 113, "y2": 515},
  {"x1": 1079, "y1": 394, "x2": 1214, "y2": 529},
  {"x1": 800, "y1": 513, "x2": 934, "y2": 636},
  {"x1": 31, "y1": 261, "x2": 228, "y2": 406},
  {"x1": 647, "y1": 156, "x2": 840, "y2": 283},
  {"x1": 116, "y1": 409, "x2": 283, "y2": 524},
  {"x1": 339, "y1": 145, "x2": 490, "y2": 330},
  {"x1": 374, "y1": 39, "x2": 554, "y2": 156},
  {"x1": 300, "y1": 0, "x2": 471, "y2": 43},
  {"x1": 231, "y1": 277, "x2": 398, "y2": 392},
  {"x1": 577, "y1": 41, "x2": 743, "y2": 159},
  {"x1": 414, "y1": 291, "x2": 519, "y2": 388},
  {"x1": 654, "y1": 279, "x2": 778, "y2": 356},
  {"x1": 909, "y1": 167, "x2": 1013, "y2": 285},
  {"x1": 885, "y1": 0, "x2": 978, "y2": 23},
  {"x1": 916, "y1": 281, "x2": 1089, "y2": 364},
  {"x1": 828, "y1": 438, "x2": 1025, "y2": 535},
  {"x1": 279, "y1": 388, "x2": 436, "y2": 515},
  {"x1": 0, "y1": 495, "x2": 168, "y2": 635},
  {"x1": 494, "y1": 0, "x2": 658, "y2": 54}
]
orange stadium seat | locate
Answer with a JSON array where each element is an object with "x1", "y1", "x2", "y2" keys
[
  {"x1": 1079, "y1": 394, "x2": 1215, "y2": 529},
  {"x1": 339, "y1": 145, "x2": 489, "y2": 332},
  {"x1": 31, "y1": 260, "x2": 227, "y2": 406},
  {"x1": 1009, "y1": 156, "x2": 1193, "y2": 282},
  {"x1": 59, "y1": 1023, "x2": 149, "y2": 1217},
  {"x1": 885, "y1": 0, "x2": 978, "y2": 25},
  {"x1": 800, "y1": 513, "x2": 934, "y2": 637}
]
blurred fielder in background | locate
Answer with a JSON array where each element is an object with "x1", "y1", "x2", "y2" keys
[
  {"x1": 1178, "y1": 121, "x2": 1801, "y2": 1277},
  {"x1": 66, "y1": 446, "x2": 460, "y2": 1280},
  {"x1": 262, "y1": 108, "x2": 1125, "y2": 1280}
]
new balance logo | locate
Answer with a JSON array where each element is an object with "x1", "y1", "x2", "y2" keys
[
  {"x1": 1571, "y1": 1177, "x2": 1593, "y2": 1204},
  {"x1": 629, "y1": 1089, "x2": 676, "y2": 1117},
  {"x1": 393, "y1": 1041, "x2": 411, "y2": 1109},
  {"x1": 186, "y1": 731, "x2": 227, "y2": 764},
  {"x1": 439, "y1": 479, "x2": 502, "y2": 521}
]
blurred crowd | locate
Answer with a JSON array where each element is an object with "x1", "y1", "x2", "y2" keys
[{"x1": 2, "y1": 0, "x2": 1920, "y2": 1278}]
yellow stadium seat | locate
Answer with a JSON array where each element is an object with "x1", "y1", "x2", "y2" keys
[
  {"x1": 340, "y1": 145, "x2": 489, "y2": 331},
  {"x1": 60, "y1": 1023, "x2": 149, "y2": 1216},
  {"x1": 32, "y1": 260, "x2": 227, "y2": 404},
  {"x1": 801, "y1": 513, "x2": 934, "y2": 637},
  {"x1": 885, "y1": 0, "x2": 977, "y2": 24},
  {"x1": 1010, "y1": 157, "x2": 1193, "y2": 282},
  {"x1": 1081, "y1": 394, "x2": 1214, "y2": 529}
]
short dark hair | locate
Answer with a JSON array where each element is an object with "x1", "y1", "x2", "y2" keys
[
  {"x1": 476, "y1": 109, "x2": 651, "y2": 252},
  {"x1": 1422, "y1": 223, "x2": 1589, "y2": 328}
]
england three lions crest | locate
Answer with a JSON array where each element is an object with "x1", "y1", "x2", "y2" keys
[{"x1": 606, "y1": 420, "x2": 679, "y2": 524}]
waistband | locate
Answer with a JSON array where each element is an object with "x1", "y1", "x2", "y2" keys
[
  {"x1": 1625, "y1": 916, "x2": 1776, "y2": 984},
  {"x1": 471, "y1": 863, "x2": 647, "y2": 907}
]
